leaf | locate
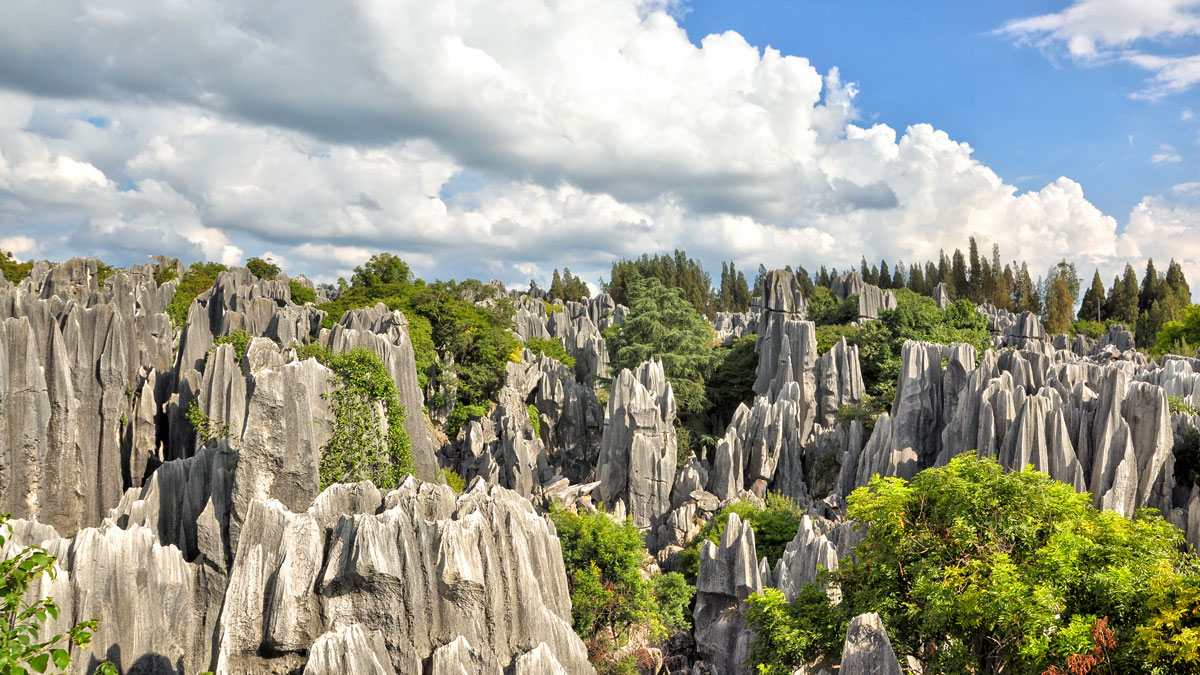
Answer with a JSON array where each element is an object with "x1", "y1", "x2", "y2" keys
[
  {"x1": 27, "y1": 653, "x2": 49, "y2": 673},
  {"x1": 51, "y1": 649, "x2": 70, "y2": 669}
]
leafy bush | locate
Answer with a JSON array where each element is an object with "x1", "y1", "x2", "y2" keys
[
  {"x1": 807, "y1": 287, "x2": 858, "y2": 326},
  {"x1": 1069, "y1": 319, "x2": 1108, "y2": 339},
  {"x1": 745, "y1": 585, "x2": 847, "y2": 674},
  {"x1": 1153, "y1": 304, "x2": 1200, "y2": 357},
  {"x1": 678, "y1": 493, "x2": 804, "y2": 583},
  {"x1": 211, "y1": 329, "x2": 253, "y2": 362},
  {"x1": 524, "y1": 336, "x2": 575, "y2": 368},
  {"x1": 0, "y1": 251, "x2": 33, "y2": 284},
  {"x1": 446, "y1": 402, "x2": 491, "y2": 437},
  {"x1": 527, "y1": 404, "x2": 542, "y2": 438},
  {"x1": 0, "y1": 514, "x2": 117, "y2": 675},
  {"x1": 296, "y1": 345, "x2": 413, "y2": 490},
  {"x1": 1168, "y1": 395, "x2": 1199, "y2": 417},
  {"x1": 833, "y1": 394, "x2": 886, "y2": 431},
  {"x1": 95, "y1": 260, "x2": 119, "y2": 287},
  {"x1": 814, "y1": 323, "x2": 859, "y2": 355},
  {"x1": 441, "y1": 468, "x2": 466, "y2": 493},
  {"x1": 166, "y1": 262, "x2": 227, "y2": 328},
  {"x1": 746, "y1": 454, "x2": 1197, "y2": 674},
  {"x1": 186, "y1": 401, "x2": 232, "y2": 448},
  {"x1": 548, "y1": 507, "x2": 694, "y2": 674},
  {"x1": 289, "y1": 280, "x2": 316, "y2": 305},
  {"x1": 154, "y1": 266, "x2": 177, "y2": 285},
  {"x1": 245, "y1": 257, "x2": 281, "y2": 280}
]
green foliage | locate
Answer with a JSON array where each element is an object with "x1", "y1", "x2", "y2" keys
[
  {"x1": 211, "y1": 329, "x2": 253, "y2": 362},
  {"x1": 441, "y1": 468, "x2": 466, "y2": 494},
  {"x1": 678, "y1": 493, "x2": 804, "y2": 583},
  {"x1": 807, "y1": 286, "x2": 858, "y2": 326},
  {"x1": 548, "y1": 507, "x2": 694, "y2": 673},
  {"x1": 1154, "y1": 304, "x2": 1200, "y2": 357},
  {"x1": 1070, "y1": 319, "x2": 1108, "y2": 339},
  {"x1": 814, "y1": 323, "x2": 859, "y2": 355},
  {"x1": 245, "y1": 257, "x2": 281, "y2": 280},
  {"x1": 94, "y1": 261, "x2": 118, "y2": 287},
  {"x1": 523, "y1": 336, "x2": 575, "y2": 368},
  {"x1": 705, "y1": 335, "x2": 758, "y2": 426},
  {"x1": 605, "y1": 250, "x2": 716, "y2": 317},
  {"x1": 0, "y1": 251, "x2": 33, "y2": 284},
  {"x1": 1169, "y1": 396, "x2": 1199, "y2": 417},
  {"x1": 288, "y1": 280, "x2": 316, "y2": 305},
  {"x1": 1136, "y1": 566, "x2": 1200, "y2": 671},
  {"x1": 608, "y1": 275, "x2": 717, "y2": 457},
  {"x1": 527, "y1": 404, "x2": 542, "y2": 438},
  {"x1": 153, "y1": 266, "x2": 177, "y2": 286},
  {"x1": 1042, "y1": 260, "x2": 1080, "y2": 334},
  {"x1": 745, "y1": 586, "x2": 847, "y2": 673},
  {"x1": 747, "y1": 454, "x2": 1196, "y2": 674},
  {"x1": 446, "y1": 402, "x2": 490, "y2": 437},
  {"x1": 717, "y1": 260, "x2": 752, "y2": 313},
  {"x1": 1, "y1": 513, "x2": 113, "y2": 675},
  {"x1": 548, "y1": 268, "x2": 590, "y2": 303},
  {"x1": 317, "y1": 258, "x2": 516, "y2": 410},
  {"x1": 833, "y1": 394, "x2": 886, "y2": 431},
  {"x1": 186, "y1": 401, "x2": 231, "y2": 448},
  {"x1": 166, "y1": 262, "x2": 228, "y2": 329},
  {"x1": 297, "y1": 345, "x2": 414, "y2": 490}
]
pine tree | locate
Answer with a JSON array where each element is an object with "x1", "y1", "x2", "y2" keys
[
  {"x1": 879, "y1": 260, "x2": 891, "y2": 289},
  {"x1": 1077, "y1": 270, "x2": 1105, "y2": 322},
  {"x1": 951, "y1": 249, "x2": 969, "y2": 299},
  {"x1": 816, "y1": 266, "x2": 831, "y2": 288},
  {"x1": 549, "y1": 269, "x2": 565, "y2": 301},
  {"x1": 795, "y1": 265, "x2": 815, "y2": 298},
  {"x1": 860, "y1": 256, "x2": 871, "y2": 282},
  {"x1": 1139, "y1": 259, "x2": 1163, "y2": 315},
  {"x1": 891, "y1": 263, "x2": 904, "y2": 290},
  {"x1": 968, "y1": 237, "x2": 984, "y2": 302},
  {"x1": 1105, "y1": 265, "x2": 1140, "y2": 326},
  {"x1": 990, "y1": 245, "x2": 1009, "y2": 309},
  {"x1": 1165, "y1": 259, "x2": 1191, "y2": 307},
  {"x1": 1014, "y1": 263, "x2": 1039, "y2": 313},
  {"x1": 908, "y1": 264, "x2": 925, "y2": 294}
]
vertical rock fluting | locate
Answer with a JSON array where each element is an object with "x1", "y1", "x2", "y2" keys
[
  {"x1": 217, "y1": 478, "x2": 593, "y2": 674},
  {"x1": 693, "y1": 512, "x2": 762, "y2": 675},
  {"x1": 595, "y1": 359, "x2": 677, "y2": 543},
  {"x1": 840, "y1": 613, "x2": 903, "y2": 675}
]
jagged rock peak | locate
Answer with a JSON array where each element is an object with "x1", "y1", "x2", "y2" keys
[{"x1": 840, "y1": 612, "x2": 903, "y2": 675}]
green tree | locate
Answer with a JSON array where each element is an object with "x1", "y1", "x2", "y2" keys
[
  {"x1": 351, "y1": 252, "x2": 411, "y2": 289},
  {"x1": 245, "y1": 257, "x2": 281, "y2": 280},
  {"x1": 968, "y1": 237, "x2": 984, "y2": 302},
  {"x1": 951, "y1": 249, "x2": 969, "y2": 300},
  {"x1": 706, "y1": 335, "x2": 758, "y2": 428},
  {"x1": 605, "y1": 250, "x2": 716, "y2": 317},
  {"x1": 165, "y1": 262, "x2": 228, "y2": 328},
  {"x1": 1043, "y1": 261, "x2": 1079, "y2": 334},
  {"x1": 607, "y1": 276, "x2": 716, "y2": 423},
  {"x1": 1077, "y1": 270, "x2": 1105, "y2": 322},
  {"x1": 549, "y1": 269, "x2": 565, "y2": 301},
  {"x1": 1154, "y1": 304, "x2": 1200, "y2": 356},
  {"x1": 0, "y1": 251, "x2": 33, "y2": 284},
  {"x1": 548, "y1": 507, "x2": 692, "y2": 674},
  {"x1": 1106, "y1": 264, "x2": 1140, "y2": 326},
  {"x1": 745, "y1": 454, "x2": 1195, "y2": 674}
]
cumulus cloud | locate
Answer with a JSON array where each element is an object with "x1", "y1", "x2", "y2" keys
[
  {"x1": 1000, "y1": 0, "x2": 1200, "y2": 99},
  {"x1": 0, "y1": 0, "x2": 1195, "y2": 297}
]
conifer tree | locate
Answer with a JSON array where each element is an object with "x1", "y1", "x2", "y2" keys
[{"x1": 1077, "y1": 270, "x2": 1105, "y2": 322}]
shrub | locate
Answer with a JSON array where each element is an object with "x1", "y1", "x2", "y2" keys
[
  {"x1": 245, "y1": 257, "x2": 281, "y2": 280},
  {"x1": 706, "y1": 335, "x2": 758, "y2": 427},
  {"x1": 745, "y1": 454, "x2": 1196, "y2": 674},
  {"x1": 95, "y1": 260, "x2": 119, "y2": 287},
  {"x1": 1168, "y1": 395, "x2": 1199, "y2": 417},
  {"x1": 166, "y1": 262, "x2": 227, "y2": 329},
  {"x1": 186, "y1": 401, "x2": 232, "y2": 448},
  {"x1": 297, "y1": 345, "x2": 414, "y2": 490},
  {"x1": 1069, "y1": 319, "x2": 1108, "y2": 340},
  {"x1": 289, "y1": 280, "x2": 316, "y2": 305},
  {"x1": 548, "y1": 507, "x2": 694, "y2": 674},
  {"x1": 527, "y1": 404, "x2": 542, "y2": 438},
  {"x1": 0, "y1": 251, "x2": 33, "y2": 284},
  {"x1": 678, "y1": 493, "x2": 804, "y2": 583},
  {"x1": 211, "y1": 329, "x2": 253, "y2": 362},
  {"x1": 524, "y1": 336, "x2": 575, "y2": 368},
  {"x1": 447, "y1": 402, "x2": 491, "y2": 437},
  {"x1": 441, "y1": 468, "x2": 466, "y2": 494}
]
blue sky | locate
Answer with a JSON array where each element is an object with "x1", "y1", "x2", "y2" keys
[
  {"x1": 684, "y1": 0, "x2": 1198, "y2": 223},
  {"x1": 1, "y1": 0, "x2": 1199, "y2": 292}
]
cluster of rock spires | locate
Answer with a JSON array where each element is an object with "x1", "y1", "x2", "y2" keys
[
  {"x1": 0, "y1": 258, "x2": 588, "y2": 674},
  {"x1": 5, "y1": 256, "x2": 1200, "y2": 674}
]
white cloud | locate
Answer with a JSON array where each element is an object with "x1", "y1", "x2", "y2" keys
[
  {"x1": 0, "y1": 0, "x2": 1194, "y2": 298},
  {"x1": 1151, "y1": 144, "x2": 1185, "y2": 162},
  {"x1": 1000, "y1": 0, "x2": 1200, "y2": 98},
  {"x1": 1182, "y1": 107, "x2": 1195, "y2": 119}
]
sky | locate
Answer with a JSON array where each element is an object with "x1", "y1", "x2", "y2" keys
[{"x1": 0, "y1": 0, "x2": 1198, "y2": 296}]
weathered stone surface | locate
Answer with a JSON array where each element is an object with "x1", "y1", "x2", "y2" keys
[
  {"x1": 216, "y1": 477, "x2": 592, "y2": 674},
  {"x1": 510, "y1": 294, "x2": 626, "y2": 383},
  {"x1": 816, "y1": 337, "x2": 864, "y2": 426},
  {"x1": 596, "y1": 359, "x2": 677, "y2": 545},
  {"x1": 303, "y1": 625, "x2": 397, "y2": 675},
  {"x1": 694, "y1": 512, "x2": 761, "y2": 675},
  {"x1": 830, "y1": 271, "x2": 897, "y2": 320},
  {"x1": 772, "y1": 515, "x2": 839, "y2": 601},
  {"x1": 932, "y1": 282, "x2": 951, "y2": 310},
  {"x1": 713, "y1": 310, "x2": 758, "y2": 347},
  {"x1": 840, "y1": 613, "x2": 902, "y2": 675}
]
